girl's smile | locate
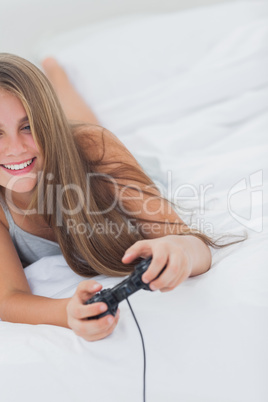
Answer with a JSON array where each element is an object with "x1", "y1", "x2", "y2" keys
[
  {"x1": 1, "y1": 157, "x2": 37, "y2": 175},
  {"x1": 0, "y1": 90, "x2": 43, "y2": 193}
]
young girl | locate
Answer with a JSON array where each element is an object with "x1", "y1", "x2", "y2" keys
[{"x1": 0, "y1": 53, "x2": 219, "y2": 341}]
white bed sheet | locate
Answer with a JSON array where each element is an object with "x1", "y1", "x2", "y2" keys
[{"x1": 0, "y1": 2, "x2": 268, "y2": 402}]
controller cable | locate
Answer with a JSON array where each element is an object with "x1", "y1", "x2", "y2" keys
[{"x1": 126, "y1": 297, "x2": 146, "y2": 402}]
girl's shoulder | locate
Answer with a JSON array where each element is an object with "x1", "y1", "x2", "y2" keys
[
  {"x1": 0, "y1": 194, "x2": 9, "y2": 230},
  {"x1": 73, "y1": 124, "x2": 140, "y2": 173}
]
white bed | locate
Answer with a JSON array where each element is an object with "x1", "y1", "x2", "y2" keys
[{"x1": 0, "y1": 1, "x2": 267, "y2": 401}]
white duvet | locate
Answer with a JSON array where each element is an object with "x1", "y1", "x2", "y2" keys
[{"x1": 0, "y1": 2, "x2": 267, "y2": 401}]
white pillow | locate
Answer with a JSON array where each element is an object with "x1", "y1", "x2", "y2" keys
[{"x1": 37, "y1": 1, "x2": 268, "y2": 110}]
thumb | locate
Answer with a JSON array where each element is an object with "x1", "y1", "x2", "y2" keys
[{"x1": 75, "y1": 280, "x2": 102, "y2": 303}]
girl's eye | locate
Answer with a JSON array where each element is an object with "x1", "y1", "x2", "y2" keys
[{"x1": 22, "y1": 125, "x2": 31, "y2": 131}]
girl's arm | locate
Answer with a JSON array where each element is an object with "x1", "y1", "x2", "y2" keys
[
  {"x1": 0, "y1": 221, "x2": 119, "y2": 339},
  {"x1": 0, "y1": 221, "x2": 68, "y2": 326},
  {"x1": 86, "y1": 128, "x2": 212, "y2": 290},
  {"x1": 42, "y1": 59, "x2": 211, "y2": 281}
]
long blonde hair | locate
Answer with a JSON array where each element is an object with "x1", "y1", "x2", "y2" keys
[{"x1": 0, "y1": 53, "x2": 245, "y2": 277}]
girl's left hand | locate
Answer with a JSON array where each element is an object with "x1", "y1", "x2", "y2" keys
[{"x1": 121, "y1": 235, "x2": 193, "y2": 292}]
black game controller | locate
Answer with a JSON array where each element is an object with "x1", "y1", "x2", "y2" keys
[{"x1": 85, "y1": 257, "x2": 165, "y2": 320}]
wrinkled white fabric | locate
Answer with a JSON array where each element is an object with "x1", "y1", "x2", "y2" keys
[{"x1": 1, "y1": 2, "x2": 268, "y2": 402}]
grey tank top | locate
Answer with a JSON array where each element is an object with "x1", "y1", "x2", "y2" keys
[{"x1": 0, "y1": 195, "x2": 62, "y2": 265}]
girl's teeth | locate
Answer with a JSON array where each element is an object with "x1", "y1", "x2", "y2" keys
[{"x1": 3, "y1": 158, "x2": 33, "y2": 170}]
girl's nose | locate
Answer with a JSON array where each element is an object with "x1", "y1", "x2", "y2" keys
[{"x1": 5, "y1": 135, "x2": 27, "y2": 157}]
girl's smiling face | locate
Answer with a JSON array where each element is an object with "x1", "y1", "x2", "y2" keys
[{"x1": 0, "y1": 90, "x2": 43, "y2": 194}]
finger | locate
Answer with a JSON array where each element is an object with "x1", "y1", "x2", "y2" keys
[
  {"x1": 141, "y1": 253, "x2": 168, "y2": 285},
  {"x1": 159, "y1": 273, "x2": 187, "y2": 292},
  {"x1": 83, "y1": 309, "x2": 120, "y2": 336},
  {"x1": 70, "y1": 308, "x2": 120, "y2": 341},
  {"x1": 83, "y1": 302, "x2": 120, "y2": 321},
  {"x1": 150, "y1": 253, "x2": 190, "y2": 291},
  {"x1": 122, "y1": 240, "x2": 152, "y2": 264},
  {"x1": 75, "y1": 280, "x2": 102, "y2": 303},
  {"x1": 94, "y1": 307, "x2": 120, "y2": 328},
  {"x1": 149, "y1": 259, "x2": 178, "y2": 290},
  {"x1": 69, "y1": 301, "x2": 108, "y2": 320},
  {"x1": 84, "y1": 313, "x2": 120, "y2": 341}
]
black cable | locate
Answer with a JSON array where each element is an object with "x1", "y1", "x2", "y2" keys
[{"x1": 126, "y1": 297, "x2": 146, "y2": 402}]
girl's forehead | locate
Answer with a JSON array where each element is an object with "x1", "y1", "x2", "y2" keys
[
  {"x1": 0, "y1": 90, "x2": 28, "y2": 123},
  {"x1": 0, "y1": 89, "x2": 24, "y2": 107}
]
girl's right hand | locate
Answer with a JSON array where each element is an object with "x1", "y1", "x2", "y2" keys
[{"x1": 66, "y1": 280, "x2": 120, "y2": 341}]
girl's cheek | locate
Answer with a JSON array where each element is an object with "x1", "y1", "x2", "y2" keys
[{"x1": 28, "y1": 136, "x2": 40, "y2": 152}]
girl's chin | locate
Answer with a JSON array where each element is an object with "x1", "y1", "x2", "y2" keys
[{"x1": 5, "y1": 177, "x2": 37, "y2": 194}]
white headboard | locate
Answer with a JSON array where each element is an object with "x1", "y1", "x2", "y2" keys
[{"x1": 0, "y1": 0, "x2": 237, "y2": 61}]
